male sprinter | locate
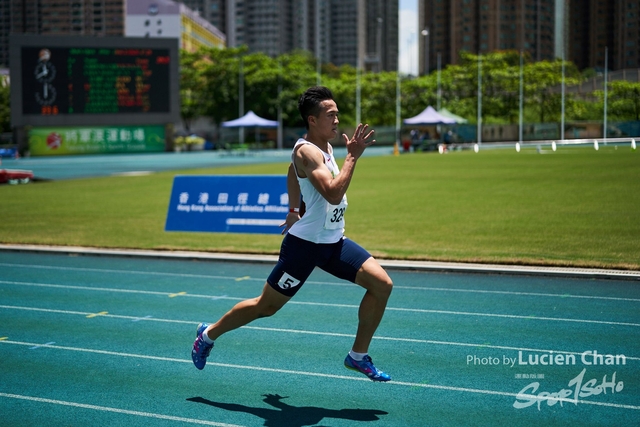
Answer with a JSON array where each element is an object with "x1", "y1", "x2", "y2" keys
[{"x1": 192, "y1": 86, "x2": 393, "y2": 381}]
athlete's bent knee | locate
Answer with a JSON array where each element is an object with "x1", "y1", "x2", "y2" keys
[{"x1": 377, "y1": 276, "x2": 393, "y2": 299}]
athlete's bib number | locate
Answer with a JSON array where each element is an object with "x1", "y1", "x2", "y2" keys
[{"x1": 324, "y1": 199, "x2": 347, "y2": 230}]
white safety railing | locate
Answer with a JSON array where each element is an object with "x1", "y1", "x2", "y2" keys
[{"x1": 438, "y1": 137, "x2": 638, "y2": 154}]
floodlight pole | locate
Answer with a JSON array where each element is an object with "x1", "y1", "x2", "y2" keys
[
  {"x1": 603, "y1": 47, "x2": 608, "y2": 144},
  {"x1": 396, "y1": 67, "x2": 401, "y2": 149},
  {"x1": 477, "y1": 53, "x2": 482, "y2": 144},
  {"x1": 315, "y1": 0, "x2": 321, "y2": 86},
  {"x1": 561, "y1": 49, "x2": 565, "y2": 142},
  {"x1": 356, "y1": 67, "x2": 361, "y2": 125},
  {"x1": 519, "y1": 50, "x2": 523, "y2": 144},
  {"x1": 437, "y1": 53, "x2": 441, "y2": 110},
  {"x1": 239, "y1": 57, "x2": 245, "y2": 144},
  {"x1": 377, "y1": 17, "x2": 383, "y2": 72},
  {"x1": 421, "y1": 27, "x2": 429, "y2": 75},
  {"x1": 277, "y1": 60, "x2": 283, "y2": 149}
]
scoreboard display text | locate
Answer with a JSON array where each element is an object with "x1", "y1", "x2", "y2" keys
[{"x1": 21, "y1": 46, "x2": 171, "y2": 116}]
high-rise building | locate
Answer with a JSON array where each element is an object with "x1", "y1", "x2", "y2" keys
[
  {"x1": 614, "y1": 1, "x2": 640, "y2": 70},
  {"x1": 0, "y1": 1, "x2": 11, "y2": 67},
  {"x1": 2, "y1": 0, "x2": 127, "y2": 67},
  {"x1": 419, "y1": 0, "x2": 555, "y2": 75},
  {"x1": 1, "y1": 0, "x2": 224, "y2": 67},
  {"x1": 419, "y1": 0, "x2": 639, "y2": 74},
  {"x1": 179, "y1": 0, "x2": 398, "y2": 71},
  {"x1": 180, "y1": 0, "x2": 227, "y2": 36},
  {"x1": 567, "y1": 0, "x2": 614, "y2": 70},
  {"x1": 568, "y1": 0, "x2": 640, "y2": 71},
  {"x1": 126, "y1": 0, "x2": 225, "y2": 52},
  {"x1": 10, "y1": 0, "x2": 126, "y2": 36}
]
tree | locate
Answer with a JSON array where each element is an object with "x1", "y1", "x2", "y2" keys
[
  {"x1": 197, "y1": 46, "x2": 249, "y2": 125},
  {"x1": 271, "y1": 50, "x2": 317, "y2": 127},
  {"x1": 0, "y1": 78, "x2": 9, "y2": 133},
  {"x1": 600, "y1": 81, "x2": 640, "y2": 121},
  {"x1": 179, "y1": 49, "x2": 209, "y2": 132},
  {"x1": 400, "y1": 73, "x2": 438, "y2": 120},
  {"x1": 177, "y1": 47, "x2": 638, "y2": 134},
  {"x1": 242, "y1": 52, "x2": 280, "y2": 121},
  {"x1": 525, "y1": 59, "x2": 582, "y2": 123}
]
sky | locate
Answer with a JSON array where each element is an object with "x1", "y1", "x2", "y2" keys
[{"x1": 398, "y1": 0, "x2": 418, "y2": 75}]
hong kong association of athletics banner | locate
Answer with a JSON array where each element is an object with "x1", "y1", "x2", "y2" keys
[{"x1": 165, "y1": 175, "x2": 289, "y2": 234}]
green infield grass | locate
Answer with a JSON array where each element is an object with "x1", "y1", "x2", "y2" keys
[{"x1": 1, "y1": 146, "x2": 638, "y2": 269}]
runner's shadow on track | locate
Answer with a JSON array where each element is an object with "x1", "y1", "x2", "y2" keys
[{"x1": 187, "y1": 393, "x2": 388, "y2": 427}]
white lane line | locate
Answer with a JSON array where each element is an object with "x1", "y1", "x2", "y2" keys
[
  {"x1": 0, "y1": 280, "x2": 233, "y2": 300},
  {"x1": 2, "y1": 300, "x2": 640, "y2": 331},
  {"x1": 0, "y1": 392, "x2": 244, "y2": 427},
  {"x1": 1, "y1": 305, "x2": 638, "y2": 361},
  {"x1": 0, "y1": 262, "x2": 237, "y2": 280},
  {"x1": 2, "y1": 281, "x2": 639, "y2": 327},
  {"x1": 29, "y1": 341, "x2": 55, "y2": 350},
  {"x1": 287, "y1": 301, "x2": 640, "y2": 328},
  {"x1": 1, "y1": 341, "x2": 638, "y2": 411},
  {"x1": 2, "y1": 263, "x2": 639, "y2": 302},
  {"x1": 389, "y1": 285, "x2": 640, "y2": 303}
]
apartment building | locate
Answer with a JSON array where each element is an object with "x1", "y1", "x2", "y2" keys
[
  {"x1": 418, "y1": 0, "x2": 639, "y2": 74},
  {"x1": 178, "y1": 0, "x2": 399, "y2": 71},
  {"x1": 419, "y1": 0, "x2": 555, "y2": 74},
  {"x1": 1, "y1": 0, "x2": 224, "y2": 67}
]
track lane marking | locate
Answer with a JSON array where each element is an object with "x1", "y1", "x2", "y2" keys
[
  {"x1": 1, "y1": 304, "x2": 638, "y2": 361},
  {"x1": 1, "y1": 340, "x2": 638, "y2": 411},
  {"x1": 1, "y1": 281, "x2": 639, "y2": 327},
  {"x1": 0, "y1": 392, "x2": 244, "y2": 427},
  {"x1": 29, "y1": 341, "x2": 56, "y2": 350},
  {"x1": 2, "y1": 264, "x2": 639, "y2": 302},
  {"x1": 86, "y1": 311, "x2": 108, "y2": 318}
]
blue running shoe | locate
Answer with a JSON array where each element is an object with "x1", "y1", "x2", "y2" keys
[
  {"x1": 192, "y1": 323, "x2": 213, "y2": 370},
  {"x1": 344, "y1": 354, "x2": 391, "y2": 382}
]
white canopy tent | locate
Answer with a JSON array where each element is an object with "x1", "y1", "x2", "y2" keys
[
  {"x1": 403, "y1": 106, "x2": 457, "y2": 125},
  {"x1": 222, "y1": 111, "x2": 278, "y2": 147},
  {"x1": 221, "y1": 111, "x2": 278, "y2": 128}
]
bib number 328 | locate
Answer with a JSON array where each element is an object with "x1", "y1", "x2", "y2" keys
[
  {"x1": 324, "y1": 199, "x2": 347, "y2": 230},
  {"x1": 331, "y1": 207, "x2": 345, "y2": 223}
]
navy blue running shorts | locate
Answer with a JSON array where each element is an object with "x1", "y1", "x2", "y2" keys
[{"x1": 267, "y1": 233, "x2": 372, "y2": 297}]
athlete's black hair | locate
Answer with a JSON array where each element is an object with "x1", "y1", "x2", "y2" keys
[{"x1": 298, "y1": 86, "x2": 334, "y2": 130}]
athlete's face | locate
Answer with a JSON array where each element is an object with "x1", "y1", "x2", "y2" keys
[{"x1": 314, "y1": 99, "x2": 339, "y2": 140}]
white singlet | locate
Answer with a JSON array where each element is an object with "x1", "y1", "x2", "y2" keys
[{"x1": 288, "y1": 138, "x2": 347, "y2": 244}]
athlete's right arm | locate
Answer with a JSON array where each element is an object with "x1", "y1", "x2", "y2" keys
[
  {"x1": 295, "y1": 144, "x2": 352, "y2": 205},
  {"x1": 294, "y1": 124, "x2": 374, "y2": 205}
]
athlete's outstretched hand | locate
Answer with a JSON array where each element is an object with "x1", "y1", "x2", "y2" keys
[{"x1": 343, "y1": 123, "x2": 375, "y2": 160}]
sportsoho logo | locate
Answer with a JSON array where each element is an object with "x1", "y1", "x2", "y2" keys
[{"x1": 466, "y1": 350, "x2": 628, "y2": 411}]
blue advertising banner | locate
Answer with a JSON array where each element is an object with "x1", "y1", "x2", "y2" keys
[{"x1": 165, "y1": 175, "x2": 289, "y2": 234}]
